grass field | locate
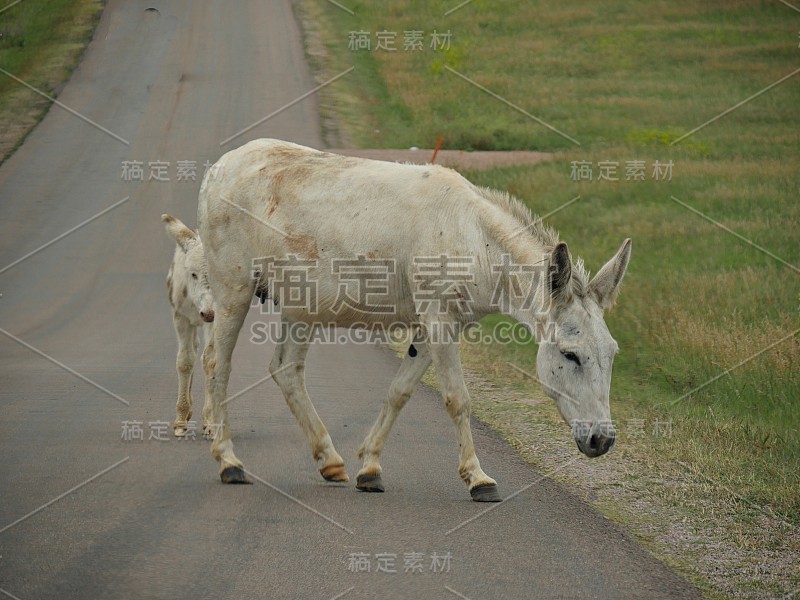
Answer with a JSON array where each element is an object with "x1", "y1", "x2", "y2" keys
[
  {"x1": 0, "y1": 0, "x2": 102, "y2": 162},
  {"x1": 299, "y1": 0, "x2": 799, "y2": 594}
]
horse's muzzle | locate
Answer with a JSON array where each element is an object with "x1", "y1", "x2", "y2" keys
[{"x1": 575, "y1": 429, "x2": 616, "y2": 458}]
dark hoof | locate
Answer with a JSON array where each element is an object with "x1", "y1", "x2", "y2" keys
[
  {"x1": 356, "y1": 473, "x2": 385, "y2": 493},
  {"x1": 470, "y1": 483, "x2": 501, "y2": 502},
  {"x1": 220, "y1": 466, "x2": 252, "y2": 484}
]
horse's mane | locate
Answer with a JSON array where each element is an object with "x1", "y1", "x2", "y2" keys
[{"x1": 475, "y1": 186, "x2": 590, "y2": 296}]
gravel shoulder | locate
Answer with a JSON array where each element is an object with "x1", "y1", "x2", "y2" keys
[{"x1": 454, "y1": 360, "x2": 800, "y2": 599}]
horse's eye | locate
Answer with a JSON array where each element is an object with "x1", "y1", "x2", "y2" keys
[
  {"x1": 562, "y1": 351, "x2": 581, "y2": 366},
  {"x1": 191, "y1": 273, "x2": 198, "y2": 280}
]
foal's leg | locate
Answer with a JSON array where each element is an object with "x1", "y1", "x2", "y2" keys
[
  {"x1": 428, "y1": 340, "x2": 500, "y2": 502},
  {"x1": 207, "y1": 288, "x2": 252, "y2": 484},
  {"x1": 356, "y1": 342, "x2": 432, "y2": 492},
  {"x1": 269, "y1": 319, "x2": 348, "y2": 482},
  {"x1": 172, "y1": 313, "x2": 198, "y2": 436}
]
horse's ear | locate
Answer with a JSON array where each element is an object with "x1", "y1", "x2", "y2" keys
[
  {"x1": 589, "y1": 238, "x2": 632, "y2": 310},
  {"x1": 550, "y1": 242, "x2": 573, "y2": 306},
  {"x1": 162, "y1": 214, "x2": 196, "y2": 253}
]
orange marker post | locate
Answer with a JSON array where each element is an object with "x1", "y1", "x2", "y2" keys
[{"x1": 430, "y1": 136, "x2": 444, "y2": 164}]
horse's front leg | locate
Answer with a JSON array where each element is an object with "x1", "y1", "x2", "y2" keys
[
  {"x1": 207, "y1": 288, "x2": 252, "y2": 484},
  {"x1": 428, "y1": 338, "x2": 501, "y2": 502},
  {"x1": 270, "y1": 318, "x2": 348, "y2": 482},
  {"x1": 356, "y1": 340, "x2": 432, "y2": 492}
]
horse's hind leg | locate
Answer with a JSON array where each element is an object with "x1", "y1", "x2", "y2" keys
[
  {"x1": 356, "y1": 341, "x2": 432, "y2": 493},
  {"x1": 270, "y1": 318, "x2": 348, "y2": 482},
  {"x1": 200, "y1": 322, "x2": 214, "y2": 437}
]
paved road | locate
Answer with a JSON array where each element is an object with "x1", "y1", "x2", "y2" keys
[{"x1": 0, "y1": 2, "x2": 699, "y2": 598}]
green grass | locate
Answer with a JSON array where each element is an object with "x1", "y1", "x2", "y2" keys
[
  {"x1": 0, "y1": 0, "x2": 102, "y2": 162},
  {"x1": 307, "y1": 0, "x2": 800, "y2": 589},
  {"x1": 303, "y1": 0, "x2": 800, "y2": 539},
  {"x1": 302, "y1": 0, "x2": 798, "y2": 152}
]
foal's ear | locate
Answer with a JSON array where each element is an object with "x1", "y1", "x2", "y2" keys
[
  {"x1": 550, "y1": 242, "x2": 573, "y2": 306},
  {"x1": 162, "y1": 214, "x2": 197, "y2": 253},
  {"x1": 589, "y1": 238, "x2": 632, "y2": 310}
]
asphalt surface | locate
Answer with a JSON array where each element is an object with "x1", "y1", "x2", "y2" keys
[{"x1": 0, "y1": 2, "x2": 700, "y2": 598}]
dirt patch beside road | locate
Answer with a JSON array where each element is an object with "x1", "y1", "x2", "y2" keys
[{"x1": 325, "y1": 148, "x2": 551, "y2": 170}]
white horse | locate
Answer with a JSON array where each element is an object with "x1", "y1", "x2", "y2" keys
[
  {"x1": 162, "y1": 214, "x2": 215, "y2": 437},
  {"x1": 198, "y1": 139, "x2": 631, "y2": 502}
]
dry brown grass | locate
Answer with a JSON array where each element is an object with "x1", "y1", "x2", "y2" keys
[{"x1": 662, "y1": 312, "x2": 796, "y2": 373}]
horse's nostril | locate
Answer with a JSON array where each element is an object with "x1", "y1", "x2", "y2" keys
[{"x1": 589, "y1": 434, "x2": 600, "y2": 451}]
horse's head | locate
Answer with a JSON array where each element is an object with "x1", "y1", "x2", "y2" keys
[
  {"x1": 536, "y1": 239, "x2": 632, "y2": 457},
  {"x1": 162, "y1": 214, "x2": 215, "y2": 323}
]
